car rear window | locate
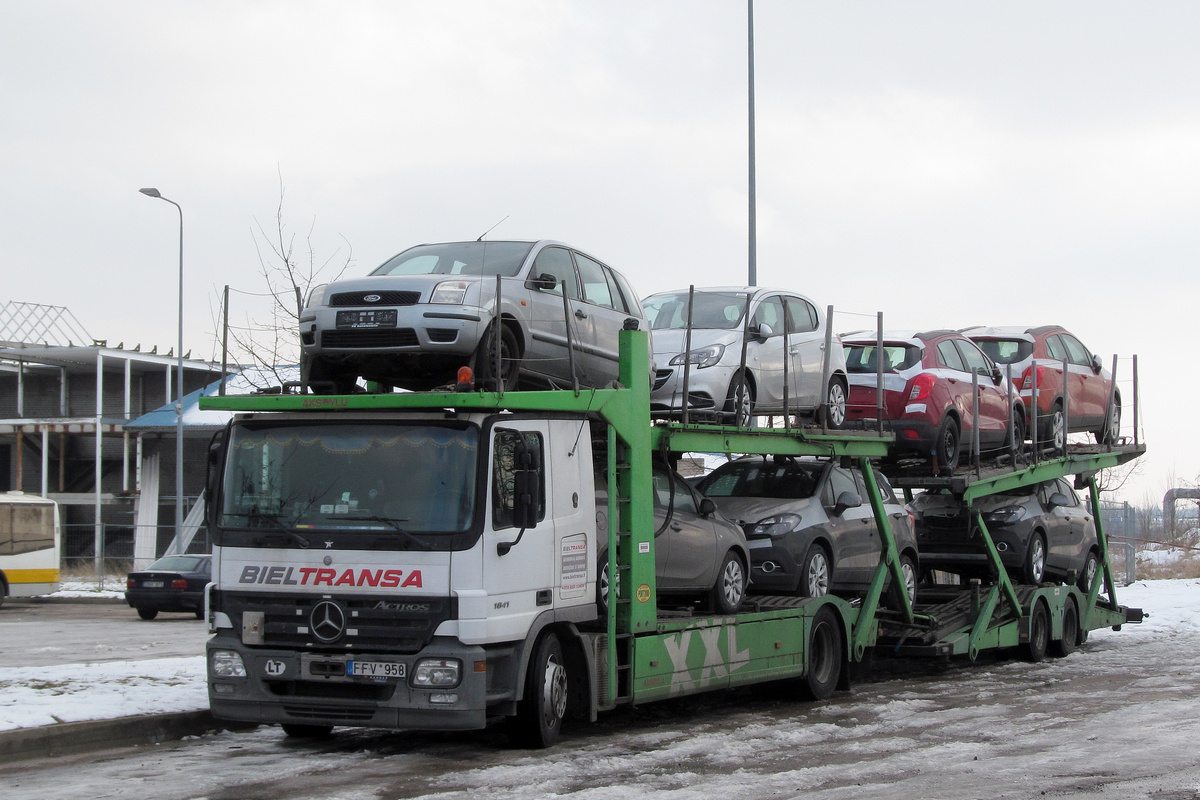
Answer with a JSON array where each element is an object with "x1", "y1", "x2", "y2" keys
[
  {"x1": 371, "y1": 241, "x2": 535, "y2": 278},
  {"x1": 699, "y1": 459, "x2": 823, "y2": 499},
  {"x1": 146, "y1": 556, "x2": 207, "y2": 572},
  {"x1": 844, "y1": 344, "x2": 923, "y2": 373},
  {"x1": 974, "y1": 338, "x2": 1034, "y2": 364}
]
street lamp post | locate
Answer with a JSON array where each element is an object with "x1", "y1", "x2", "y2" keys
[{"x1": 139, "y1": 188, "x2": 185, "y2": 544}]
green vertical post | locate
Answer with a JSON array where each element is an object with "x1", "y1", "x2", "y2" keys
[{"x1": 1087, "y1": 477, "x2": 1118, "y2": 609}]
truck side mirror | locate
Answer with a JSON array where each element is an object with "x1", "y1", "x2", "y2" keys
[
  {"x1": 511, "y1": 441, "x2": 541, "y2": 531},
  {"x1": 205, "y1": 428, "x2": 226, "y2": 536}
]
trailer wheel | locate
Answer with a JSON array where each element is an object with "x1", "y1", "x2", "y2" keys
[
  {"x1": 798, "y1": 545, "x2": 831, "y2": 598},
  {"x1": 1022, "y1": 601, "x2": 1050, "y2": 663},
  {"x1": 800, "y1": 606, "x2": 842, "y2": 700},
  {"x1": 1050, "y1": 599, "x2": 1079, "y2": 658},
  {"x1": 510, "y1": 632, "x2": 569, "y2": 748},
  {"x1": 281, "y1": 723, "x2": 333, "y2": 738}
]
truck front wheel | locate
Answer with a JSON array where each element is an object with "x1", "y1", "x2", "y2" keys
[{"x1": 510, "y1": 632, "x2": 569, "y2": 748}]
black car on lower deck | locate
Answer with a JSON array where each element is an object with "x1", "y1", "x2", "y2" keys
[
  {"x1": 907, "y1": 478, "x2": 1099, "y2": 589},
  {"x1": 126, "y1": 555, "x2": 212, "y2": 620}
]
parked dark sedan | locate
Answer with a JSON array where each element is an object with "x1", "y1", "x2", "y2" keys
[
  {"x1": 908, "y1": 478, "x2": 1099, "y2": 589},
  {"x1": 125, "y1": 555, "x2": 211, "y2": 620},
  {"x1": 695, "y1": 456, "x2": 919, "y2": 604}
]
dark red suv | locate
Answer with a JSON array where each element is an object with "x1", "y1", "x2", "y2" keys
[
  {"x1": 842, "y1": 330, "x2": 1026, "y2": 470},
  {"x1": 961, "y1": 326, "x2": 1120, "y2": 448}
]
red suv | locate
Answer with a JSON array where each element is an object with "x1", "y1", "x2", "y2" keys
[
  {"x1": 842, "y1": 330, "x2": 1026, "y2": 470},
  {"x1": 961, "y1": 326, "x2": 1120, "y2": 448}
]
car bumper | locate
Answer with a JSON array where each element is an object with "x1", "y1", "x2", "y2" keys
[
  {"x1": 126, "y1": 589, "x2": 204, "y2": 611},
  {"x1": 302, "y1": 304, "x2": 490, "y2": 358},
  {"x1": 746, "y1": 540, "x2": 802, "y2": 594},
  {"x1": 649, "y1": 365, "x2": 731, "y2": 415}
]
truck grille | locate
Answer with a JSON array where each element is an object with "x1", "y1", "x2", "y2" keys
[
  {"x1": 330, "y1": 291, "x2": 421, "y2": 307},
  {"x1": 321, "y1": 328, "x2": 419, "y2": 348},
  {"x1": 220, "y1": 591, "x2": 456, "y2": 654}
]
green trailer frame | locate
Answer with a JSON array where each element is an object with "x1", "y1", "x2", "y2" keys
[{"x1": 200, "y1": 329, "x2": 1144, "y2": 711}]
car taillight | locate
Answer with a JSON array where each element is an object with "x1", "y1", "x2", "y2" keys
[
  {"x1": 126, "y1": 578, "x2": 136, "y2": 589},
  {"x1": 908, "y1": 373, "x2": 936, "y2": 401},
  {"x1": 171, "y1": 579, "x2": 188, "y2": 590},
  {"x1": 1021, "y1": 365, "x2": 1045, "y2": 390}
]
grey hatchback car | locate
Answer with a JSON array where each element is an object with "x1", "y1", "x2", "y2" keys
[
  {"x1": 695, "y1": 456, "x2": 919, "y2": 603},
  {"x1": 300, "y1": 240, "x2": 649, "y2": 392}
]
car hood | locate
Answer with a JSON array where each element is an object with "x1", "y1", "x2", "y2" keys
[
  {"x1": 709, "y1": 496, "x2": 815, "y2": 526},
  {"x1": 651, "y1": 327, "x2": 741, "y2": 358}
]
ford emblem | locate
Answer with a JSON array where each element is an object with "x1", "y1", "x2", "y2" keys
[{"x1": 363, "y1": 294, "x2": 381, "y2": 303}]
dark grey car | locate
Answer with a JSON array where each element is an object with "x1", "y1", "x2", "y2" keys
[
  {"x1": 695, "y1": 456, "x2": 919, "y2": 602},
  {"x1": 597, "y1": 464, "x2": 750, "y2": 615},
  {"x1": 907, "y1": 478, "x2": 1099, "y2": 589}
]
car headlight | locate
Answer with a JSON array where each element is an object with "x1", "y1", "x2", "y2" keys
[
  {"x1": 750, "y1": 513, "x2": 803, "y2": 538},
  {"x1": 431, "y1": 280, "x2": 471, "y2": 305},
  {"x1": 983, "y1": 505, "x2": 1027, "y2": 525},
  {"x1": 412, "y1": 658, "x2": 461, "y2": 687},
  {"x1": 668, "y1": 344, "x2": 726, "y2": 369},
  {"x1": 211, "y1": 649, "x2": 247, "y2": 678},
  {"x1": 304, "y1": 283, "x2": 328, "y2": 309}
]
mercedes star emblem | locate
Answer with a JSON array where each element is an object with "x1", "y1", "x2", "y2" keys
[{"x1": 310, "y1": 600, "x2": 346, "y2": 643}]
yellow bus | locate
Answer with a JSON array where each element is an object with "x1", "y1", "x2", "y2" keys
[{"x1": 0, "y1": 492, "x2": 60, "y2": 606}]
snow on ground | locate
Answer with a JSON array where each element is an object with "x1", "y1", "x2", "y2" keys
[
  {"x1": 50, "y1": 580, "x2": 125, "y2": 600},
  {"x1": 2, "y1": 579, "x2": 1197, "y2": 736}
]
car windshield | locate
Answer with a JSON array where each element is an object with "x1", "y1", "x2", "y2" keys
[
  {"x1": 147, "y1": 556, "x2": 207, "y2": 572},
  {"x1": 370, "y1": 241, "x2": 535, "y2": 278},
  {"x1": 699, "y1": 459, "x2": 824, "y2": 499},
  {"x1": 844, "y1": 343, "x2": 923, "y2": 373},
  {"x1": 219, "y1": 422, "x2": 478, "y2": 537},
  {"x1": 974, "y1": 338, "x2": 1035, "y2": 365},
  {"x1": 643, "y1": 290, "x2": 750, "y2": 331}
]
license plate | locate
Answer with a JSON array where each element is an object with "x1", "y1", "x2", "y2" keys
[
  {"x1": 336, "y1": 309, "x2": 397, "y2": 329},
  {"x1": 347, "y1": 660, "x2": 405, "y2": 679},
  {"x1": 142, "y1": 580, "x2": 164, "y2": 588}
]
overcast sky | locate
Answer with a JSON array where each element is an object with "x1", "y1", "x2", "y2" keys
[{"x1": 2, "y1": 1, "x2": 1196, "y2": 506}]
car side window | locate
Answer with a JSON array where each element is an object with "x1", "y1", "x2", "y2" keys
[
  {"x1": 936, "y1": 340, "x2": 967, "y2": 372},
  {"x1": 531, "y1": 247, "x2": 580, "y2": 299},
  {"x1": 752, "y1": 296, "x2": 786, "y2": 337},
  {"x1": 955, "y1": 339, "x2": 993, "y2": 376},
  {"x1": 651, "y1": 469, "x2": 697, "y2": 514},
  {"x1": 1045, "y1": 334, "x2": 1068, "y2": 361},
  {"x1": 1061, "y1": 334, "x2": 1091, "y2": 366},
  {"x1": 601, "y1": 265, "x2": 630, "y2": 314},
  {"x1": 610, "y1": 269, "x2": 644, "y2": 317},
  {"x1": 786, "y1": 298, "x2": 819, "y2": 334},
  {"x1": 575, "y1": 254, "x2": 616, "y2": 309},
  {"x1": 824, "y1": 467, "x2": 858, "y2": 507},
  {"x1": 1056, "y1": 478, "x2": 1080, "y2": 506}
]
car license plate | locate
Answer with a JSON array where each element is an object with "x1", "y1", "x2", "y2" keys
[
  {"x1": 347, "y1": 660, "x2": 405, "y2": 679},
  {"x1": 336, "y1": 309, "x2": 397, "y2": 329},
  {"x1": 142, "y1": 580, "x2": 164, "y2": 588}
]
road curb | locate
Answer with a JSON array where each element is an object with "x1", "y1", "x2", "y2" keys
[{"x1": 0, "y1": 711, "x2": 258, "y2": 763}]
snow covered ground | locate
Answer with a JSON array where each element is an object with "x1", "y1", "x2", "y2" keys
[{"x1": 1, "y1": 578, "x2": 1195, "y2": 735}]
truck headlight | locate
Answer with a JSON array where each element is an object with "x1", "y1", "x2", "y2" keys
[
  {"x1": 211, "y1": 649, "x2": 247, "y2": 678},
  {"x1": 431, "y1": 280, "x2": 470, "y2": 304},
  {"x1": 412, "y1": 658, "x2": 461, "y2": 687},
  {"x1": 669, "y1": 344, "x2": 725, "y2": 369},
  {"x1": 750, "y1": 513, "x2": 803, "y2": 538}
]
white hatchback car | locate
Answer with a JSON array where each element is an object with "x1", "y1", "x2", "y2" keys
[
  {"x1": 641, "y1": 286, "x2": 849, "y2": 427},
  {"x1": 299, "y1": 240, "x2": 649, "y2": 393}
]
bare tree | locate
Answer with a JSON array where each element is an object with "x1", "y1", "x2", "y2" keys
[{"x1": 214, "y1": 173, "x2": 354, "y2": 388}]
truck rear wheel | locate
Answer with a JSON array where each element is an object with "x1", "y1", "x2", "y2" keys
[
  {"x1": 1022, "y1": 601, "x2": 1050, "y2": 662},
  {"x1": 1050, "y1": 599, "x2": 1079, "y2": 658},
  {"x1": 510, "y1": 632, "x2": 569, "y2": 748},
  {"x1": 799, "y1": 606, "x2": 842, "y2": 701}
]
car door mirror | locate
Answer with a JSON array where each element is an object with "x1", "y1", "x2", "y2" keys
[
  {"x1": 1091, "y1": 353, "x2": 1103, "y2": 373},
  {"x1": 698, "y1": 497, "x2": 717, "y2": 517},
  {"x1": 991, "y1": 366, "x2": 1003, "y2": 384},
  {"x1": 833, "y1": 491, "x2": 862, "y2": 515},
  {"x1": 1047, "y1": 492, "x2": 1071, "y2": 509},
  {"x1": 752, "y1": 322, "x2": 773, "y2": 342},
  {"x1": 525, "y1": 272, "x2": 559, "y2": 292}
]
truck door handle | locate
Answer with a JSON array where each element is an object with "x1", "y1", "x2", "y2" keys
[{"x1": 575, "y1": 309, "x2": 588, "y2": 319}]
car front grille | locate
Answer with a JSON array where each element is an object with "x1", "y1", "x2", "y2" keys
[
  {"x1": 321, "y1": 329, "x2": 419, "y2": 349},
  {"x1": 330, "y1": 291, "x2": 421, "y2": 307}
]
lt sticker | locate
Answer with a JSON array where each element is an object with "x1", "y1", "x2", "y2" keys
[{"x1": 636, "y1": 584, "x2": 652, "y2": 603}]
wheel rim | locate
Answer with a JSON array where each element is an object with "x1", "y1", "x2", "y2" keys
[
  {"x1": 1051, "y1": 408, "x2": 1065, "y2": 450},
  {"x1": 1029, "y1": 537, "x2": 1046, "y2": 583},
  {"x1": 542, "y1": 654, "x2": 568, "y2": 726},
  {"x1": 807, "y1": 551, "x2": 830, "y2": 597},
  {"x1": 730, "y1": 380, "x2": 753, "y2": 426},
  {"x1": 722, "y1": 557, "x2": 745, "y2": 608},
  {"x1": 1082, "y1": 555, "x2": 1098, "y2": 592},
  {"x1": 901, "y1": 559, "x2": 917, "y2": 603},
  {"x1": 826, "y1": 382, "x2": 847, "y2": 427},
  {"x1": 599, "y1": 561, "x2": 610, "y2": 608},
  {"x1": 939, "y1": 421, "x2": 959, "y2": 469},
  {"x1": 1106, "y1": 405, "x2": 1121, "y2": 443}
]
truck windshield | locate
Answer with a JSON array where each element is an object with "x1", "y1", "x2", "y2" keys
[{"x1": 219, "y1": 423, "x2": 479, "y2": 539}]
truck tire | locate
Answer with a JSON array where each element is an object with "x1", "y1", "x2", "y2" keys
[
  {"x1": 799, "y1": 606, "x2": 842, "y2": 701},
  {"x1": 1050, "y1": 599, "x2": 1079, "y2": 658},
  {"x1": 281, "y1": 723, "x2": 333, "y2": 738},
  {"x1": 510, "y1": 632, "x2": 569, "y2": 748},
  {"x1": 1022, "y1": 601, "x2": 1050, "y2": 663}
]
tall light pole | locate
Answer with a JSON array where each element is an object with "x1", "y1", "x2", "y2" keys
[
  {"x1": 747, "y1": 0, "x2": 757, "y2": 287},
  {"x1": 139, "y1": 188, "x2": 185, "y2": 543}
]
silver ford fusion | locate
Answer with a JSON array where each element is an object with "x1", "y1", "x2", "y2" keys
[
  {"x1": 299, "y1": 240, "x2": 649, "y2": 393},
  {"x1": 642, "y1": 286, "x2": 848, "y2": 427}
]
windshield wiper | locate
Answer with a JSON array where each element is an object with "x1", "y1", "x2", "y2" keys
[
  {"x1": 232, "y1": 509, "x2": 311, "y2": 549},
  {"x1": 329, "y1": 515, "x2": 435, "y2": 551}
]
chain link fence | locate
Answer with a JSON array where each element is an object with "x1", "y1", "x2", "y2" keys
[{"x1": 60, "y1": 523, "x2": 210, "y2": 589}]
